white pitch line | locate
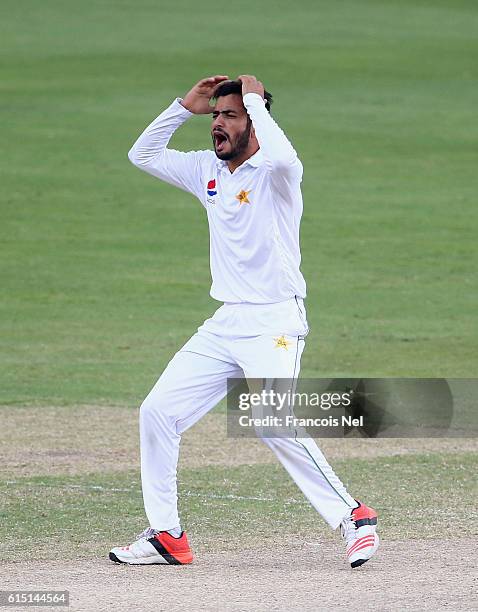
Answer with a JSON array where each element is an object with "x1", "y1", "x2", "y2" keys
[
  {"x1": 4, "y1": 480, "x2": 308, "y2": 504},
  {"x1": 185, "y1": 491, "x2": 275, "y2": 502}
]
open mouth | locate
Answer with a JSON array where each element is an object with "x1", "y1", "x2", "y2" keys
[{"x1": 213, "y1": 131, "x2": 228, "y2": 151}]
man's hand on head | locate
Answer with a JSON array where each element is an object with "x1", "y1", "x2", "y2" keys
[
  {"x1": 238, "y1": 75, "x2": 265, "y2": 100},
  {"x1": 181, "y1": 76, "x2": 229, "y2": 114}
]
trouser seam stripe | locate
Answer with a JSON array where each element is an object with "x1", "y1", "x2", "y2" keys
[{"x1": 290, "y1": 333, "x2": 352, "y2": 508}]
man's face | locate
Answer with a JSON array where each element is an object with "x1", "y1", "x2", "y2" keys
[{"x1": 211, "y1": 94, "x2": 252, "y2": 160}]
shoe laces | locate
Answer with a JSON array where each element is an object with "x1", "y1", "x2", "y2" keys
[
  {"x1": 135, "y1": 527, "x2": 158, "y2": 540},
  {"x1": 340, "y1": 513, "x2": 357, "y2": 545}
]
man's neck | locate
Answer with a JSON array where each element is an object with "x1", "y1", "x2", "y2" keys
[{"x1": 226, "y1": 144, "x2": 260, "y2": 174}]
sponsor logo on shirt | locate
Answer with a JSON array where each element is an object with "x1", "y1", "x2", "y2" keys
[{"x1": 207, "y1": 179, "x2": 217, "y2": 196}]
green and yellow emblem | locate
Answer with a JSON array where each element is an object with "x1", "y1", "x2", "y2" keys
[
  {"x1": 274, "y1": 335, "x2": 291, "y2": 350},
  {"x1": 235, "y1": 189, "x2": 251, "y2": 205}
]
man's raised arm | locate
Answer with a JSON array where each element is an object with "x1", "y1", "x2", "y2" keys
[
  {"x1": 239, "y1": 75, "x2": 303, "y2": 192},
  {"x1": 128, "y1": 76, "x2": 228, "y2": 198}
]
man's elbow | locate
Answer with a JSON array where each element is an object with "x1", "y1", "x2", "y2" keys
[
  {"x1": 128, "y1": 146, "x2": 163, "y2": 169},
  {"x1": 128, "y1": 146, "x2": 142, "y2": 167}
]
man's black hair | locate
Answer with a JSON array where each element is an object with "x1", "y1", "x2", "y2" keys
[{"x1": 213, "y1": 80, "x2": 273, "y2": 112}]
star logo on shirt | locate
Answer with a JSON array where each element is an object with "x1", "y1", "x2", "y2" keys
[
  {"x1": 236, "y1": 189, "x2": 251, "y2": 205},
  {"x1": 274, "y1": 335, "x2": 292, "y2": 350}
]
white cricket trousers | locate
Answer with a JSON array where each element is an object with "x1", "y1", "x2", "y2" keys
[{"x1": 139, "y1": 297, "x2": 356, "y2": 532}]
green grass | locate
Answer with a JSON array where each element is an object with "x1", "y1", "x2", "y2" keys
[
  {"x1": 1, "y1": 0, "x2": 477, "y2": 406},
  {"x1": 1, "y1": 452, "x2": 475, "y2": 561}
]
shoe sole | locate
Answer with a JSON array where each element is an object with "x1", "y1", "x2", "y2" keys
[{"x1": 109, "y1": 551, "x2": 193, "y2": 565}]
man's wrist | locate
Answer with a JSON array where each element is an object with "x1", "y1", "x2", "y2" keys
[
  {"x1": 243, "y1": 92, "x2": 266, "y2": 107},
  {"x1": 176, "y1": 98, "x2": 194, "y2": 116}
]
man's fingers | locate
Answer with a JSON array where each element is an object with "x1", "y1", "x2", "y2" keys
[
  {"x1": 237, "y1": 74, "x2": 265, "y2": 98},
  {"x1": 200, "y1": 75, "x2": 229, "y2": 86},
  {"x1": 238, "y1": 74, "x2": 257, "y2": 83}
]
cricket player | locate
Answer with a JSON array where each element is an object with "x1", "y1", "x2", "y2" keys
[{"x1": 109, "y1": 75, "x2": 379, "y2": 568}]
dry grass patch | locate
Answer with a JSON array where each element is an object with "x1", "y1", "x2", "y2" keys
[{"x1": 1, "y1": 405, "x2": 476, "y2": 477}]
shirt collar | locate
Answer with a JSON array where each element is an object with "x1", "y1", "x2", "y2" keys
[{"x1": 215, "y1": 149, "x2": 264, "y2": 171}]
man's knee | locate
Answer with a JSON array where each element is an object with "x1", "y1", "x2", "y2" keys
[
  {"x1": 259, "y1": 433, "x2": 297, "y2": 451},
  {"x1": 258, "y1": 434, "x2": 281, "y2": 449},
  {"x1": 140, "y1": 389, "x2": 170, "y2": 425}
]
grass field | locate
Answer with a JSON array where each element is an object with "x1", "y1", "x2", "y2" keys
[
  {"x1": 1, "y1": 1, "x2": 477, "y2": 610},
  {"x1": 2, "y1": 0, "x2": 477, "y2": 406}
]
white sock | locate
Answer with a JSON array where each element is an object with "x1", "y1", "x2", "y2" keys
[{"x1": 167, "y1": 526, "x2": 182, "y2": 538}]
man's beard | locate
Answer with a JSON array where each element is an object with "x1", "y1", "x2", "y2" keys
[{"x1": 212, "y1": 122, "x2": 252, "y2": 161}]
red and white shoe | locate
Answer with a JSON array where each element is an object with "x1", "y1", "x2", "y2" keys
[
  {"x1": 340, "y1": 501, "x2": 379, "y2": 568},
  {"x1": 109, "y1": 528, "x2": 193, "y2": 565}
]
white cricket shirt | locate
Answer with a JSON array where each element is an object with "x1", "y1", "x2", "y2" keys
[{"x1": 128, "y1": 92, "x2": 307, "y2": 304}]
